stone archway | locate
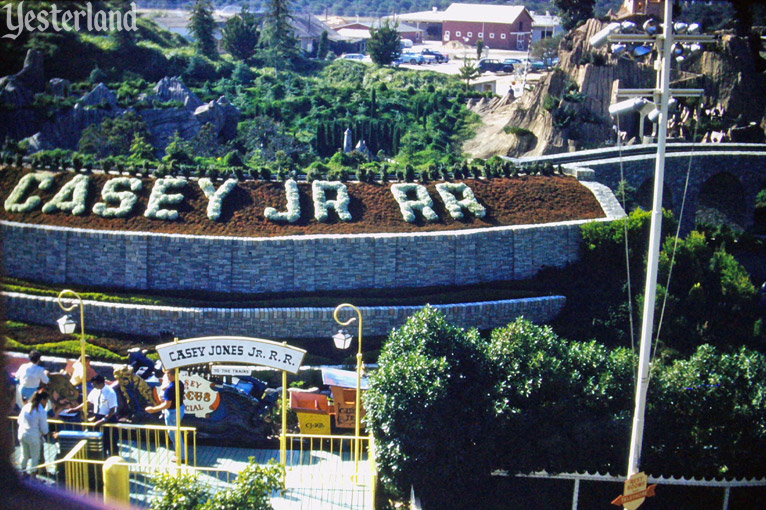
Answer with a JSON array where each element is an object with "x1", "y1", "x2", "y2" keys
[
  {"x1": 635, "y1": 179, "x2": 674, "y2": 213},
  {"x1": 695, "y1": 172, "x2": 748, "y2": 231}
]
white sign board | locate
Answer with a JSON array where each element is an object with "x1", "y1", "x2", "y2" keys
[
  {"x1": 180, "y1": 372, "x2": 220, "y2": 418},
  {"x1": 157, "y1": 336, "x2": 306, "y2": 374},
  {"x1": 211, "y1": 365, "x2": 255, "y2": 376}
]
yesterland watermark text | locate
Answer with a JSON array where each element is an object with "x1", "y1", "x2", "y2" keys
[{"x1": 3, "y1": 1, "x2": 137, "y2": 40}]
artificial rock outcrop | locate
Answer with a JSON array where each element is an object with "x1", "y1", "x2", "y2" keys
[
  {"x1": 0, "y1": 52, "x2": 240, "y2": 155},
  {"x1": 465, "y1": 18, "x2": 766, "y2": 159}
]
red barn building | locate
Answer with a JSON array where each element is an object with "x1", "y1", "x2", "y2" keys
[{"x1": 442, "y1": 3, "x2": 533, "y2": 51}]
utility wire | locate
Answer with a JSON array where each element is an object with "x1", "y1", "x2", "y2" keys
[
  {"x1": 616, "y1": 114, "x2": 637, "y2": 390},
  {"x1": 651, "y1": 104, "x2": 701, "y2": 363}
]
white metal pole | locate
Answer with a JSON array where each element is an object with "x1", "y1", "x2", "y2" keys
[{"x1": 627, "y1": 0, "x2": 674, "y2": 477}]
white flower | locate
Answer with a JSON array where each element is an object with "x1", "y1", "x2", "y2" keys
[
  {"x1": 41, "y1": 174, "x2": 89, "y2": 216},
  {"x1": 144, "y1": 177, "x2": 186, "y2": 221},
  {"x1": 198, "y1": 178, "x2": 237, "y2": 221},
  {"x1": 92, "y1": 177, "x2": 143, "y2": 218},
  {"x1": 312, "y1": 180, "x2": 352, "y2": 222},
  {"x1": 4, "y1": 172, "x2": 55, "y2": 213},
  {"x1": 264, "y1": 178, "x2": 301, "y2": 223},
  {"x1": 435, "y1": 182, "x2": 486, "y2": 219},
  {"x1": 390, "y1": 183, "x2": 439, "y2": 223}
]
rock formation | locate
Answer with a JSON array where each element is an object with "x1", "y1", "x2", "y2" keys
[
  {"x1": 0, "y1": 53, "x2": 241, "y2": 155},
  {"x1": 464, "y1": 19, "x2": 766, "y2": 159},
  {"x1": 150, "y1": 76, "x2": 204, "y2": 111}
]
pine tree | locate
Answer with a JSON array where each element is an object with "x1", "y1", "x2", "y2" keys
[
  {"x1": 260, "y1": 0, "x2": 301, "y2": 70},
  {"x1": 222, "y1": 7, "x2": 260, "y2": 61},
  {"x1": 317, "y1": 30, "x2": 329, "y2": 60},
  {"x1": 189, "y1": 0, "x2": 218, "y2": 60},
  {"x1": 553, "y1": 0, "x2": 595, "y2": 31},
  {"x1": 367, "y1": 19, "x2": 400, "y2": 66}
]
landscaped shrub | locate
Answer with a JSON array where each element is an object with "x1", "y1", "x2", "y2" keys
[{"x1": 366, "y1": 307, "x2": 496, "y2": 509}]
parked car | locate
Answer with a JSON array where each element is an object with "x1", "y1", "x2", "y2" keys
[
  {"x1": 478, "y1": 58, "x2": 513, "y2": 74},
  {"x1": 400, "y1": 38, "x2": 414, "y2": 48},
  {"x1": 421, "y1": 49, "x2": 449, "y2": 63},
  {"x1": 400, "y1": 52, "x2": 425, "y2": 65},
  {"x1": 339, "y1": 53, "x2": 365, "y2": 61},
  {"x1": 421, "y1": 53, "x2": 437, "y2": 64},
  {"x1": 503, "y1": 58, "x2": 522, "y2": 66}
]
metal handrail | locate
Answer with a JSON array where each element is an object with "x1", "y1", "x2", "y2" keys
[{"x1": 8, "y1": 415, "x2": 198, "y2": 466}]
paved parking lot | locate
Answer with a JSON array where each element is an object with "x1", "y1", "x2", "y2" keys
[{"x1": 398, "y1": 41, "x2": 543, "y2": 96}]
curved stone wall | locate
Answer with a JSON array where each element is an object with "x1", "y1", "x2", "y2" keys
[
  {"x1": 3, "y1": 291, "x2": 566, "y2": 339},
  {"x1": 1, "y1": 181, "x2": 621, "y2": 294}
]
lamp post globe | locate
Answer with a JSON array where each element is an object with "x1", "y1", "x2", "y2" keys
[{"x1": 57, "y1": 315, "x2": 77, "y2": 335}]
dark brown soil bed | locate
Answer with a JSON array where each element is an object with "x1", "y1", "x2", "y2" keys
[{"x1": 0, "y1": 167, "x2": 605, "y2": 236}]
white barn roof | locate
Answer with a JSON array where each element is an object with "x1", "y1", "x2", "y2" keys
[
  {"x1": 391, "y1": 9, "x2": 446, "y2": 23},
  {"x1": 442, "y1": 3, "x2": 527, "y2": 24}
]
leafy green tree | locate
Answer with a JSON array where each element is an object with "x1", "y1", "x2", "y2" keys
[
  {"x1": 365, "y1": 306, "x2": 496, "y2": 509},
  {"x1": 317, "y1": 30, "x2": 329, "y2": 60},
  {"x1": 531, "y1": 34, "x2": 563, "y2": 67},
  {"x1": 129, "y1": 133, "x2": 156, "y2": 162},
  {"x1": 189, "y1": 0, "x2": 218, "y2": 60},
  {"x1": 645, "y1": 344, "x2": 766, "y2": 478},
  {"x1": 554, "y1": 0, "x2": 595, "y2": 31},
  {"x1": 260, "y1": 0, "x2": 301, "y2": 70},
  {"x1": 222, "y1": 7, "x2": 260, "y2": 61},
  {"x1": 489, "y1": 319, "x2": 634, "y2": 475},
  {"x1": 232, "y1": 62, "x2": 256, "y2": 84},
  {"x1": 458, "y1": 58, "x2": 480, "y2": 90},
  {"x1": 163, "y1": 131, "x2": 194, "y2": 166},
  {"x1": 368, "y1": 20, "x2": 401, "y2": 66},
  {"x1": 654, "y1": 230, "x2": 762, "y2": 351},
  {"x1": 78, "y1": 112, "x2": 150, "y2": 159}
]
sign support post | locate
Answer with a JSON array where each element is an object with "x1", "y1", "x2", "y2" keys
[
  {"x1": 155, "y1": 336, "x2": 307, "y2": 470},
  {"x1": 174, "y1": 337, "x2": 181, "y2": 467},
  {"x1": 281, "y1": 342, "x2": 288, "y2": 470}
]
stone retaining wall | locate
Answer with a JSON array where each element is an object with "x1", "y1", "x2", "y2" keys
[
  {"x1": 1, "y1": 182, "x2": 622, "y2": 294},
  {"x1": 3, "y1": 292, "x2": 566, "y2": 339}
]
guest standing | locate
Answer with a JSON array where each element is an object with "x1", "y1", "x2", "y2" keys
[
  {"x1": 17, "y1": 389, "x2": 49, "y2": 476},
  {"x1": 65, "y1": 375, "x2": 118, "y2": 456},
  {"x1": 16, "y1": 351, "x2": 49, "y2": 403},
  {"x1": 145, "y1": 368, "x2": 186, "y2": 462}
]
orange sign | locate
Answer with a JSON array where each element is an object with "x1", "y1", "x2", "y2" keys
[{"x1": 612, "y1": 472, "x2": 657, "y2": 510}]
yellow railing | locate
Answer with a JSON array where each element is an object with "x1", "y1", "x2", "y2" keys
[
  {"x1": 284, "y1": 432, "x2": 378, "y2": 508},
  {"x1": 8, "y1": 416, "x2": 198, "y2": 469},
  {"x1": 61, "y1": 439, "x2": 96, "y2": 494}
]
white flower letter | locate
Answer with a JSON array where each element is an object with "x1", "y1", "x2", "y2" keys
[
  {"x1": 264, "y1": 178, "x2": 301, "y2": 223},
  {"x1": 390, "y1": 183, "x2": 438, "y2": 223},
  {"x1": 312, "y1": 180, "x2": 352, "y2": 222},
  {"x1": 42, "y1": 174, "x2": 89, "y2": 216},
  {"x1": 4, "y1": 172, "x2": 55, "y2": 213},
  {"x1": 198, "y1": 178, "x2": 237, "y2": 221},
  {"x1": 93, "y1": 177, "x2": 143, "y2": 218},
  {"x1": 435, "y1": 182, "x2": 486, "y2": 219},
  {"x1": 145, "y1": 177, "x2": 186, "y2": 221}
]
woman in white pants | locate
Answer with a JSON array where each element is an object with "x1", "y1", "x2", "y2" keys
[{"x1": 17, "y1": 389, "x2": 49, "y2": 475}]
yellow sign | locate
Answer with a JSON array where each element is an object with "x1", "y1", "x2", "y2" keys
[
  {"x1": 296, "y1": 412, "x2": 331, "y2": 435},
  {"x1": 612, "y1": 472, "x2": 657, "y2": 510}
]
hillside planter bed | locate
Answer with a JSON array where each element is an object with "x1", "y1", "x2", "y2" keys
[{"x1": 0, "y1": 167, "x2": 605, "y2": 236}]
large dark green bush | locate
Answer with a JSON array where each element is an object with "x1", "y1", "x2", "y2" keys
[
  {"x1": 488, "y1": 319, "x2": 634, "y2": 475},
  {"x1": 365, "y1": 307, "x2": 496, "y2": 509}
]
